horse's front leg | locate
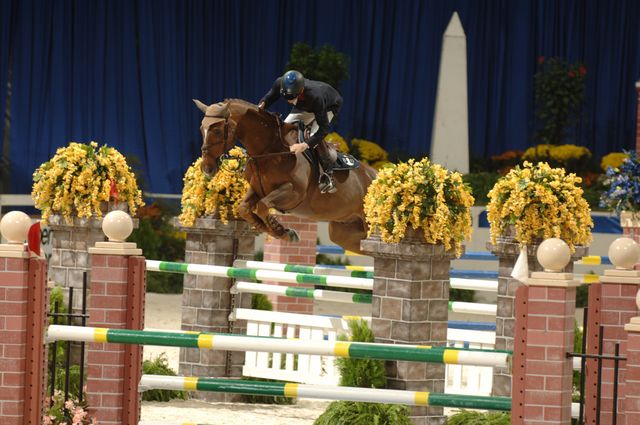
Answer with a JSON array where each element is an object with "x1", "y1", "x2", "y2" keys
[
  {"x1": 253, "y1": 182, "x2": 304, "y2": 243},
  {"x1": 237, "y1": 187, "x2": 269, "y2": 233}
]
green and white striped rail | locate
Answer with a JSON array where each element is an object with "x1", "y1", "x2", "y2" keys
[
  {"x1": 232, "y1": 281, "x2": 372, "y2": 304},
  {"x1": 46, "y1": 325, "x2": 509, "y2": 367},
  {"x1": 146, "y1": 260, "x2": 373, "y2": 291},
  {"x1": 233, "y1": 260, "x2": 374, "y2": 279},
  {"x1": 448, "y1": 301, "x2": 497, "y2": 316},
  {"x1": 148, "y1": 260, "x2": 502, "y2": 293},
  {"x1": 138, "y1": 375, "x2": 511, "y2": 411}
]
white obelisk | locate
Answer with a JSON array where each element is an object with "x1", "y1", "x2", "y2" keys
[{"x1": 430, "y1": 12, "x2": 469, "y2": 173}]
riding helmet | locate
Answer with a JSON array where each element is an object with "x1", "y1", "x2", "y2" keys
[{"x1": 280, "y1": 70, "x2": 305, "y2": 100}]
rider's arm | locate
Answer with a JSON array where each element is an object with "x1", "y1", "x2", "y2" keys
[{"x1": 259, "y1": 77, "x2": 282, "y2": 109}]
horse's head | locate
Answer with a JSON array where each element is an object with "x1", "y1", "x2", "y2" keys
[{"x1": 194, "y1": 99, "x2": 237, "y2": 177}]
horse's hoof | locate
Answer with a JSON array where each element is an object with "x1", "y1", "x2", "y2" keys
[{"x1": 286, "y1": 229, "x2": 300, "y2": 243}]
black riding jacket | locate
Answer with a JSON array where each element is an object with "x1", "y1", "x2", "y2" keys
[{"x1": 260, "y1": 78, "x2": 343, "y2": 149}]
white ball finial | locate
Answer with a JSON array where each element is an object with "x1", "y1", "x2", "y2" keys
[
  {"x1": 536, "y1": 238, "x2": 571, "y2": 272},
  {"x1": 608, "y1": 237, "x2": 640, "y2": 270},
  {"x1": 0, "y1": 211, "x2": 32, "y2": 244},
  {"x1": 102, "y1": 210, "x2": 133, "y2": 242}
]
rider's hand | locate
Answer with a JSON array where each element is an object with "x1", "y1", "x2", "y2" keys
[{"x1": 290, "y1": 143, "x2": 309, "y2": 154}]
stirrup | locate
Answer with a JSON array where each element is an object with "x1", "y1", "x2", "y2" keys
[{"x1": 319, "y1": 173, "x2": 337, "y2": 194}]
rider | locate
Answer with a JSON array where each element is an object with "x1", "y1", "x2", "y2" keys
[{"x1": 258, "y1": 70, "x2": 343, "y2": 194}]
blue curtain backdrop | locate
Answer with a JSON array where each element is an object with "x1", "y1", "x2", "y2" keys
[{"x1": 3, "y1": 0, "x2": 640, "y2": 194}]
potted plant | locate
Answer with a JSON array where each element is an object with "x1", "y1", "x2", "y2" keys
[
  {"x1": 178, "y1": 146, "x2": 250, "y2": 227},
  {"x1": 31, "y1": 141, "x2": 144, "y2": 224},
  {"x1": 600, "y1": 150, "x2": 640, "y2": 227},
  {"x1": 363, "y1": 157, "x2": 474, "y2": 257},
  {"x1": 534, "y1": 56, "x2": 587, "y2": 146},
  {"x1": 487, "y1": 161, "x2": 593, "y2": 250}
]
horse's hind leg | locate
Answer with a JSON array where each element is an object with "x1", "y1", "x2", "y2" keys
[{"x1": 328, "y1": 220, "x2": 368, "y2": 255}]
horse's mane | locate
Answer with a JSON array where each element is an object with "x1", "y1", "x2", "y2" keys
[{"x1": 224, "y1": 98, "x2": 258, "y2": 110}]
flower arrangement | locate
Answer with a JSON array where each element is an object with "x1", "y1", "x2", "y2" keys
[
  {"x1": 600, "y1": 152, "x2": 628, "y2": 172},
  {"x1": 534, "y1": 56, "x2": 587, "y2": 145},
  {"x1": 487, "y1": 161, "x2": 593, "y2": 249},
  {"x1": 43, "y1": 392, "x2": 96, "y2": 424},
  {"x1": 363, "y1": 157, "x2": 474, "y2": 256},
  {"x1": 490, "y1": 150, "x2": 523, "y2": 175},
  {"x1": 351, "y1": 138, "x2": 391, "y2": 170},
  {"x1": 324, "y1": 132, "x2": 350, "y2": 153},
  {"x1": 522, "y1": 143, "x2": 592, "y2": 174},
  {"x1": 178, "y1": 147, "x2": 250, "y2": 226},
  {"x1": 32, "y1": 141, "x2": 144, "y2": 225},
  {"x1": 599, "y1": 150, "x2": 640, "y2": 216}
]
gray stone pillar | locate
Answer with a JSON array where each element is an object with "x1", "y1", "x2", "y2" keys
[
  {"x1": 176, "y1": 217, "x2": 257, "y2": 402},
  {"x1": 361, "y1": 231, "x2": 454, "y2": 425},
  {"x1": 487, "y1": 233, "x2": 587, "y2": 397},
  {"x1": 47, "y1": 215, "x2": 107, "y2": 309}
]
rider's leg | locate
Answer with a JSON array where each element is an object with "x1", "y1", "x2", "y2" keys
[{"x1": 316, "y1": 140, "x2": 337, "y2": 194}]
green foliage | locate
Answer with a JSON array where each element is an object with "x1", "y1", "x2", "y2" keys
[
  {"x1": 315, "y1": 320, "x2": 412, "y2": 425},
  {"x1": 450, "y1": 288, "x2": 475, "y2": 303},
  {"x1": 446, "y1": 410, "x2": 511, "y2": 424},
  {"x1": 48, "y1": 287, "x2": 84, "y2": 400},
  {"x1": 462, "y1": 172, "x2": 501, "y2": 206},
  {"x1": 534, "y1": 57, "x2": 587, "y2": 145},
  {"x1": 314, "y1": 401, "x2": 413, "y2": 425},
  {"x1": 251, "y1": 293, "x2": 273, "y2": 311},
  {"x1": 573, "y1": 321, "x2": 584, "y2": 402},
  {"x1": 128, "y1": 202, "x2": 185, "y2": 293},
  {"x1": 286, "y1": 43, "x2": 350, "y2": 90},
  {"x1": 316, "y1": 253, "x2": 351, "y2": 266},
  {"x1": 335, "y1": 319, "x2": 386, "y2": 388},
  {"x1": 141, "y1": 354, "x2": 189, "y2": 402}
]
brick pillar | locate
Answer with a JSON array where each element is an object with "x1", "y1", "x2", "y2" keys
[
  {"x1": 0, "y1": 244, "x2": 48, "y2": 425},
  {"x1": 361, "y1": 231, "x2": 452, "y2": 425},
  {"x1": 584, "y1": 273, "x2": 639, "y2": 425},
  {"x1": 512, "y1": 271, "x2": 578, "y2": 424},
  {"x1": 86, "y1": 239, "x2": 144, "y2": 425},
  {"x1": 624, "y1": 313, "x2": 640, "y2": 423},
  {"x1": 488, "y1": 234, "x2": 586, "y2": 396},
  {"x1": 263, "y1": 214, "x2": 317, "y2": 313},
  {"x1": 176, "y1": 217, "x2": 256, "y2": 402},
  {"x1": 635, "y1": 81, "x2": 640, "y2": 153}
]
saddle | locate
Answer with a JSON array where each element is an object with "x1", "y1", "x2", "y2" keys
[{"x1": 302, "y1": 143, "x2": 361, "y2": 174}]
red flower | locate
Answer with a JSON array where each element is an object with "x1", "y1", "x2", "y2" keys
[
  {"x1": 568, "y1": 71, "x2": 576, "y2": 78},
  {"x1": 579, "y1": 66, "x2": 587, "y2": 76},
  {"x1": 537, "y1": 56, "x2": 545, "y2": 64}
]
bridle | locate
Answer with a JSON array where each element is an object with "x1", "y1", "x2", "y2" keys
[{"x1": 202, "y1": 115, "x2": 234, "y2": 165}]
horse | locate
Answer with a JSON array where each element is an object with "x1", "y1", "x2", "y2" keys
[{"x1": 193, "y1": 98, "x2": 378, "y2": 255}]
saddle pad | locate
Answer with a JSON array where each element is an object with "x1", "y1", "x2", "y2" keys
[{"x1": 334, "y1": 153, "x2": 360, "y2": 171}]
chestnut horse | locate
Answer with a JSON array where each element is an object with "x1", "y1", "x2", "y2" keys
[{"x1": 194, "y1": 98, "x2": 377, "y2": 254}]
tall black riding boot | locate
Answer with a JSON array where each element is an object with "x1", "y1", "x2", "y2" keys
[{"x1": 318, "y1": 155, "x2": 337, "y2": 194}]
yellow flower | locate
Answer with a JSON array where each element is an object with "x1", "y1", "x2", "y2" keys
[
  {"x1": 31, "y1": 141, "x2": 144, "y2": 225},
  {"x1": 324, "y1": 132, "x2": 349, "y2": 153},
  {"x1": 600, "y1": 152, "x2": 628, "y2": 172},
  {"x1": 351, "y1": 138, "x2": 389, "y2": 163},
  {"x1": 486, "y1": 161, "x2": 592, "y2": 250},
  {"x1": 363, "y1": 157, "x2": 474, "y2": 257},
  {"x1": 178, "y1": 149, "x2": 250, "y2": 227}
]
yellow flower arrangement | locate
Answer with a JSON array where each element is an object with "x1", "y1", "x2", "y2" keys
[
  {"x1": 351, "y1": 138, "x2": 389, "y2": 163},
  {"x1": 363, "y1": 157, "x2": 474, "y2": 256},
  {"x1": 487, "y1": 161, "x2": 593, "y2": 250},
  {"x1": 522, "y1": 143, "x2": 591, "y2": 173},
  {"x1": 600, "y1": 152, "x2": 628, "y2": 172},
  {"x1": 324, "y1": 132, "x2": 350, "y2": 153},
  {"x1": 178, "y1": 147, "x2": 250, "y2": 227},
  {"x1": 32, "y1": 141, "x2": 144, "y2": 225}
]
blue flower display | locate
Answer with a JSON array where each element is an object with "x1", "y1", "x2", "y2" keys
[{"x1": 600, "y1": 151, "x2": 640, "y2": 215}]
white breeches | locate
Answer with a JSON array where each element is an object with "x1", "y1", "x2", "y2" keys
[{"x1": 285, "y1": 111, "x2": 334, "y2": 138}]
